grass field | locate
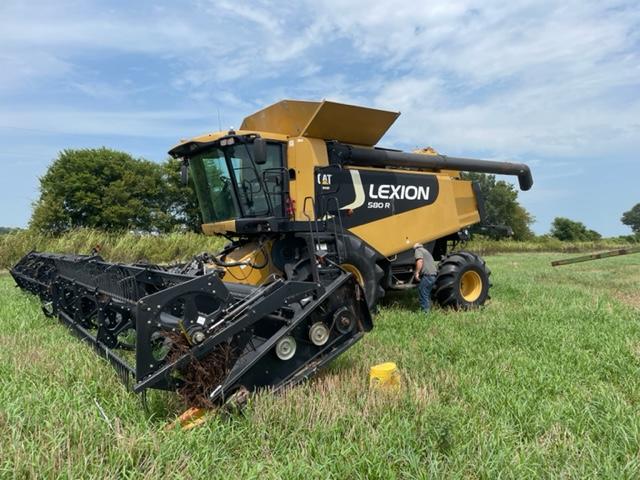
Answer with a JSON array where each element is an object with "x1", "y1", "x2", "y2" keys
[{"x1": 1, "y1": 252, "x2": 639, "y2": 478}]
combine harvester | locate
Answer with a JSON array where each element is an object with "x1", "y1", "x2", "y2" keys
[{"x1": 11, "y1": 100, "x2": 533, "y2": 407}]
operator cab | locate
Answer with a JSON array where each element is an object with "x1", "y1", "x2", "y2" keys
[{"x1": 170, "y1": 133, "x2": 288, "y2": 232}]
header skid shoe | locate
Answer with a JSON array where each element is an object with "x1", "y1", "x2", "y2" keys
[{"x1": 11, "y1": 251, "x2": 372, "y2": 406}]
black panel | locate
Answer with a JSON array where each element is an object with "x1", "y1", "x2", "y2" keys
[{"x1": 315, "y1": 167, "x2": 439, "y2": 228}]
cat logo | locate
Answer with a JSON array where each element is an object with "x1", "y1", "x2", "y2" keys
[{"x1": 317, "y1": 173, "x2": 333, "y2": 186}]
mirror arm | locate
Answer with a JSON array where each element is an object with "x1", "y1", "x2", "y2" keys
[{"x1": 180, "y1": 159, "x2": 189, "y2": 185}]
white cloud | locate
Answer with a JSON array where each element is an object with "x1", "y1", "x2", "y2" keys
[
  {"x1": 1, "y1": 0, "x2": 638, "y2": 158},
  {"x1": 296, "y1": 0, "x2": 640, "y2": 158},
  {"x1": 0, "y1": 108, "x2": 215, "y2": 138},
  {"x1": 0, "y1": 51, "x2": 72, "y2": 92}
]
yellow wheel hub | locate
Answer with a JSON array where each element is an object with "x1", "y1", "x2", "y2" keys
[
  {"x1": 341, "y1": 263, "x2": 364, "y2": 287},
  {"x1": 460, "y1": 270, "x2": 483, "y2": 302}
]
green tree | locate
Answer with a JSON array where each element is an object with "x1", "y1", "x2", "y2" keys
[
  {"x1": 461, "y1": 172, "x2": 535, "y2": 240},
  {"x1": 550, "y1": 217, "x2": 601, "y2": 241},
  {"x1": 30, "y1": 148, "x2": 201, "y2": 233},
  {"x1": 162, "y1": 157, "x2": 202, "y2": 231},
  {"x1": 621, "y1": 203, "x2": 640, "y2": 234}
]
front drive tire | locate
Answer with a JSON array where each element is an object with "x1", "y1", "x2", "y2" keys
[
  {"x1": 433, "y1": 251, "x2": 491, "y2": 309},
  {"x1": 338, "y1": 236, "x2": 385, "y2": 310}
]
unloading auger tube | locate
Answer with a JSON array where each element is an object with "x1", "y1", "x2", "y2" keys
[
  {"x1": 328, "y1": 142, "x2": 534, "y2": 191},
  {"x1": 10, "y1": 250, "x2": 371, "y2": 406}
]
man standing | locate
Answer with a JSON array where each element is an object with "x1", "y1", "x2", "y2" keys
[{"x1": 413, "y1": 243, "x2": 438, "y2": 313}]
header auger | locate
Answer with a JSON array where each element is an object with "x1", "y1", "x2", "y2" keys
[{"x1": 12, "y1": 99, "x2": 532, "y2": 406}]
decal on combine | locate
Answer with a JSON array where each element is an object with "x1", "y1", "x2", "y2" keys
[
  {"x1": 368, "y1": 184, "x2": 431, "y2": 201},
  {"x1": 314, "y1": 167, "x2": 439, "y2": 227}
]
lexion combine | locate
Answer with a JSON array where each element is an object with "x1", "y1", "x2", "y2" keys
[{"x1": 11, "y1": 100, "x2": 533, "y2": 406}]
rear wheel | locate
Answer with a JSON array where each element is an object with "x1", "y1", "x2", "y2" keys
[
  {"x1": 338, "y1": 236, "x2": 385, "y2": 310},
  {"x1": 433, "y1": 251, "x2": 491, "y2": 309}
]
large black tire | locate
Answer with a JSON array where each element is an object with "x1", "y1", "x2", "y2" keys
[
  {"x1": 433, "y1": 251, "x2": 491, "y2": 309},
  {"x1": 338, "y1": 236, "x2": 385, "y2": 310}
]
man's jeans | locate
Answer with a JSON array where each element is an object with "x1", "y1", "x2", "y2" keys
[{"x1": 418, "y1": 274, "x2": 437, "y2": 312}]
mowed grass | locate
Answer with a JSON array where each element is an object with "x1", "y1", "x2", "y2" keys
[{"x1": 0, "y1": 253, "x2": 639, "y2": 478}]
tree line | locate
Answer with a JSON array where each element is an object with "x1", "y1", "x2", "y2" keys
[
  {"x1": 14, "y1": 148, "x2": 640, "y2": 241},
  {"x1": 29, "y1": 148, "x2": 200, "y2": 234}
]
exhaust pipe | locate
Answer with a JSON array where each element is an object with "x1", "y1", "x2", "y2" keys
[{"x1": 328, "y1": 142, "x2": 533, "y2": 191}]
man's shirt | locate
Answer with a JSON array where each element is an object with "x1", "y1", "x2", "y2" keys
[{"x1": 415, "y1": 247, "x2": 437, "y2": 276}]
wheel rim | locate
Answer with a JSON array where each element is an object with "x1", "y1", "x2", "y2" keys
[
  {"x1": 275, "y1": 336, "x2": 296, "y2": 360},
  {"x1": 309, "y1": 322, "x2": 330, "y2": 346},
  {"x1": 460, "y1": 270, "x2": 483, "y2": 302},
  {"x1": 341, "y1": 263, "x2": 364, "y2": 287}
]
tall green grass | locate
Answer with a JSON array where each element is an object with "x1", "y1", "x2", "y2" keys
[
  {"x1": 1, "y1": 228, "x2": 635, "y2": 270},
  {"x1": 0, "y1": 229, "x2": 225, "y2": 269},
  {"x1": 467, "y1": 235, "x2": 637, "y2": 256}
]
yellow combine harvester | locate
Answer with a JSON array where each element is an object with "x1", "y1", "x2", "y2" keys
[
  {"x1": 12, "y1": 99, "x2": 533, "y2": 405},
  {"x1": 171, "y1": 99, "x2": 533, "y2": 309}
]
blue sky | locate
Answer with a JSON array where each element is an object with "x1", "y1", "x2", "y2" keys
[{"x1": 1, "y1": 0, "x2": 639, "y2": 235}]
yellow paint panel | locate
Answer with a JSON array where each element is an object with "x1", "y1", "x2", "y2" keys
[
  {"x1": 453, "y1": 181, "x2": 480, "y2": 226},
  {"x1": 287, "y1": 137, "x2": 329, "y2": 221},
  {"x1": 301, "y1": 101, "x2": 399, "y2": 146},
  {"x1": 202, "y1": 220, "x2": 236, "y2": 235},
  {"x1": 240, "y1": 100, "x2": 399, "y2": 147},
  {"x1": 348, "y1": 177, "x2": 480, "y2": 257},
  {"x1": 241, "y1": 100, "x2": 320, "y2": 137},
  {"x1": 219, "y1": 240, "x2": 281, "y2": 286}
]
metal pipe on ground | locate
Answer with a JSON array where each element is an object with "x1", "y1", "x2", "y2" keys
[{"x1": 551, "y1": 246, "x2": 640, "y2": 266}]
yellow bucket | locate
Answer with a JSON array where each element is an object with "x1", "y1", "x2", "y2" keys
[{"x1": 369, "y1": 362, "x2": 401, "y2": 390}]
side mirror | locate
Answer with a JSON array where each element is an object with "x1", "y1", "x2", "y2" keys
[
  {"x1": 253, "y1": 137, "x2": 267, "y2": 165},
  {"x1": 180, "y1": 161, "x2": 189, "y2": 185}
]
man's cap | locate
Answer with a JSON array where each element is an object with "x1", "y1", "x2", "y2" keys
[{"x1": 413, "y1": 243, "x2": 423, "y2": 249}]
